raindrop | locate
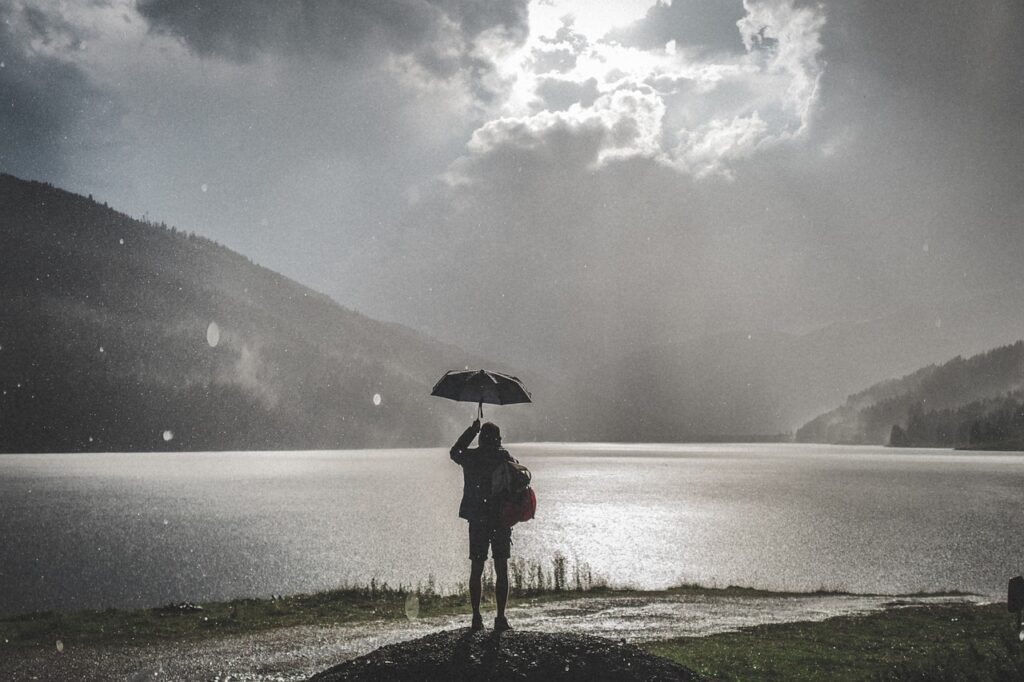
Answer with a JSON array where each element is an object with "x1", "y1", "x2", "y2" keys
[
  {"x1": 99, "y1": 346, "x2": 104, "y2": 353},
  {"x1": 162, "y1": 430, "x2": 174, "y2": 442},
  {"x1": 372, "y1": 393, "x2": 382, "y2": 406},
  {"x1": 206, "y1": 321, "x2": 220, "y2": 348},
  {"x1": 404, "y1": 594, "x2": 419, "y2": 620},
  {"x1": 56, "y1": 639, "x2": 64, "y2": 653},
  {"x1": 201, "y1": 183, "x2": 208, "y2": 193},
  {"x1": 0, "y1": 62, "x2": 4, "y2": 69},
  {"x1": 119, "y1": 238, "x2": 124, "y2": 245},
  {"x1": 88, "y1": 437, "x2": 94, "y2": 443},
  {"x1": 163, "y1": 519, "x2": 169, "y2": 525}
]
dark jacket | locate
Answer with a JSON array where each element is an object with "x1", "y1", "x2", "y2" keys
[{"x1": 450, "y1": 424, "x2": 514, "y2": 522}]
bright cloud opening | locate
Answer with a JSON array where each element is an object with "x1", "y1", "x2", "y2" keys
[{"x1": 462, "y1": 0, "x2": 826, "y2": 179}]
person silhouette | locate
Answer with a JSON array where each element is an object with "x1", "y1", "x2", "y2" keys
[{"x1": 450, "y1": 418, "x2": 515, "y2": 632}]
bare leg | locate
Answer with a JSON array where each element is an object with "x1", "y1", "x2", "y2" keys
[
  {"x1": 470, "y1": 559, "x2": 485, "y2": 618},
  {"x1": 494, "y1": 558, "x2": 509, "y2": 619}
]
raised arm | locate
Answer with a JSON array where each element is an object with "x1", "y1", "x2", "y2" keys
[{"x1": 450, "y1": 419, "x2": 481, "y2": 465}]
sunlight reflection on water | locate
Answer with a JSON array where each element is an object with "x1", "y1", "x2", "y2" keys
[{"x1": 0, "y1": 443, "x2": 1022, "y2": 617}]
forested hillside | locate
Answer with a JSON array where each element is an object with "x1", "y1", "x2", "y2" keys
[
  {"x1": 578, "y1": 288, "x2": 1024, "y2": 443},
  {"x1": 0, "y1": 174, "x2": 572, "y2": 452},
  {"x1": 796, "y1": 341, "x2": 1024, "y2": 448}
]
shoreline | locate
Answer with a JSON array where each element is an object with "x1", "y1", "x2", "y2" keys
[
  {"x1": 0, "y1": 583, "x2": 980, "y2": 648},
  {"x1": 0, "y1": 587, "x2": 1004, "y2": 681}
]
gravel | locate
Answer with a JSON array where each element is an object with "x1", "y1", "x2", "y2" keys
[{"x1": 308, "y1": 628, "x2": 705, "y2": 682}]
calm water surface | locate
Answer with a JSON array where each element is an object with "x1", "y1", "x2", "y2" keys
[{"x1": 1, "y1": 443, "x2": 1021, "y2": 617}]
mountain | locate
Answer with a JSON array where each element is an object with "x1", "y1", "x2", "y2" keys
[
  {"x1": 6, "y1": 172, "x2": 1023, "y2": 450},
  {"x1": 0, "y1": 174, "x2": 585, "y2": 453},
  {"x1": 795, "y1": 340, "x2": 1024, "y2": 447},
  {"x1": 579, "y1": 290, "x2": 1024, "y2": 442}
]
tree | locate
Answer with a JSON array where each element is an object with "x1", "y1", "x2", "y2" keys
[{"x1": 889, "y1": 424, "x2": 908, "y2": 447}]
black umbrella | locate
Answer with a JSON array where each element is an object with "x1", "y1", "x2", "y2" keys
[{"x1": 430, "y1": 369, "x2": 532, "y2": 419}]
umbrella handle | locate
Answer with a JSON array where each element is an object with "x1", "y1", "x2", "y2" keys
[{"x1": 478, "y1": 401, "x2": 483, "y2": 420}]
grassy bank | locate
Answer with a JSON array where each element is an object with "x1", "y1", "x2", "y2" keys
[
  {"x1": 0, "y1": 584, "x2": 460, "y2": 648},
  {"x1": 0, "y1": 578, "x2": 968, "y2": 652},
  {"x1": 3, "y1": 561, "x2": 1009, "y2": 682},
  {"x1": 647, "y1": 602, "x2": 1021, "y2": 680},
  {"x1": 0, "y1": 555, "x2": 608, "y2": 648}
]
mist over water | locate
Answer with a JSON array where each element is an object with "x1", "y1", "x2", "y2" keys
[{"x1": 1, "y1": 444, "x2": 1021, "y2": 618}]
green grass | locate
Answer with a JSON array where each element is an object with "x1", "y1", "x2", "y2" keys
[
  {"x1": 0, "y1": 585, "x2": 459, "y2": 648},
  {"x1": 0, "y1": 555, "x2": 610, "y2": 649},
  {"x1": 645, "y1": 602, "x2": 1024, "y2": 681},
  {"x1": 0, "y1": 579, "x2": 877, "y2": 650}
]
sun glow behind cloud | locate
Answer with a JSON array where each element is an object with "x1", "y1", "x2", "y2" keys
[
  {"x1": 464, "y1": 0, "x2": 826, "y2": 180},
  {"x1": 529, "y1": 0, "x2": 653, "y2": 41}
]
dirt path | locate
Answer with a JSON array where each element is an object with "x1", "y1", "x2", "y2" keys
[{"x1": 0, "y1": 593, "x2": 980, "y2": 681}]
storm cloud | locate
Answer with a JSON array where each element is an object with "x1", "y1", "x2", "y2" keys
[
  {"x1": 0, "y1": 3, "x2": 121, "y2": 183},
  {"x1": 2, "y1": 0, "x2": 1023, "y2": 393},
  {"x1": 610, "y1": 0, "x2": 749, "y2": 55},
  {"x1": 136, "y1": 0, "x2": 529, "y2": 102}
]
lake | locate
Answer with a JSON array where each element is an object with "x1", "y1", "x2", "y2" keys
[{"x1": 1, "y1": 443, "x2": 1021, "y2": 618}]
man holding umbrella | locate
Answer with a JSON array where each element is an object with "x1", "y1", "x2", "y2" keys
[
  {"x1": 433, "y1": 369, "x2": 532, "y2": 632},
  {"x1": 450, "y1": 418, "x2": 515, "y2": 632}
]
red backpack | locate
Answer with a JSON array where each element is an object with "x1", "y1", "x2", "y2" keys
[
  {"x1": 500, "y1": 486, "x2": 536, "y2": 528},
  {"x1": 492, "y1": 460, "x2": 536, "y2": 528}
]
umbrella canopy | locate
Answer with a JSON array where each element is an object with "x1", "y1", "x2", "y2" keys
[{"x1": 430, "y1": 369, "x2": 532, "y2": 418}]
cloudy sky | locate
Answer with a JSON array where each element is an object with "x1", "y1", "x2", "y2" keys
[{"x1": 2, "y1": 0, "x2": 1022, "y2": 372}]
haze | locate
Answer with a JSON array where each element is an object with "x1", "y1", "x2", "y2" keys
[{"x1": 2, "y1": 0, "x2": 1022, "y2": 433}]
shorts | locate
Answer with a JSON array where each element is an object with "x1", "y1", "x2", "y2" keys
[{"x1": 468, "y1": 521, "x2": 512, "y2": 561}]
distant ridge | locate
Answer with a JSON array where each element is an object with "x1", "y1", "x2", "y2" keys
[
  {"x1": 0, "y1": 174, "x2": 559, "y2": 452},
  {"x1": 579, "y1": 302, "x2": 1024, "y2": 443},
  {"x1": 795, "y1": 340, "x2": 1024, "y2": 449}
]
